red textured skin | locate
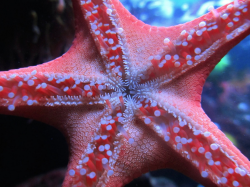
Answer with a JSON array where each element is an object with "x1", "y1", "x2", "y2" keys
[{"x1": 0, "y1": 0, "x2": 250, "y2": 187}]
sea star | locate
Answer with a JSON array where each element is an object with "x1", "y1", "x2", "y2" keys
[{"x1": 1, "y1": 0, "x2": 250, "y2": 186}]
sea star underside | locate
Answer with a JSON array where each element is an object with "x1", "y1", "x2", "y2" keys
[{"x1": 1, "y1": 0, "x2": 250, "y2": 187}]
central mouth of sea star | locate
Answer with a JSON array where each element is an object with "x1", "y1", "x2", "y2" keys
[{"x1": 124, "y1": 85, "x2": 136, "y2": 98}]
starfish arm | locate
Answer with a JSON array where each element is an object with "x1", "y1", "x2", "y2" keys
[
  {"x1": 62, "y1": 94, "x2": 138, "y2": 187},
  {"x1": 0, "y1": 62, "x2": 111, "y2": 112},
  {"x1": 112, "y1": 0, "x2": 250, "y2": 86},
  {"x1": 133, "y1": 82, "x2": 250, "y2": 186},
  {"x1": 58, "y1": 105, "x2": 110, "y2": 187},
  {"x1": 110, "y1": 0, "x2": 180, "y2": 86},
  {"x1": 149, "y1": 0, "x2": 250, "y2": 87},
  {"x1": 132, "y1": 88, "x2": 250, "y2": 186},
  {"x1": 80, "y1": 0, "x2": 134, "y2": 83},
  {"x1": 0, "y1": 0, "x2": 126, "y2": 114},
  {"x1": 102, "y1": 119, "x2": 218, "y2": 187}
]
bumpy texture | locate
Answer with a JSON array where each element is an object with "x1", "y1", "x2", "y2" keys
[{"x1": 1, "y1": 0, "x2": 250, "y2": 187}]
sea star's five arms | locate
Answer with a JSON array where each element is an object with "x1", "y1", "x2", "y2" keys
[{"x1": 0, "y1": 0, "x2": 250, "y2": 186}]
